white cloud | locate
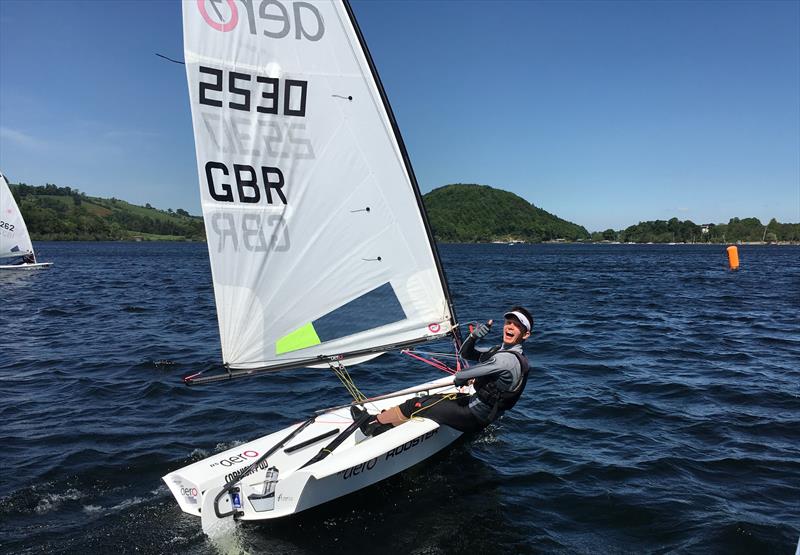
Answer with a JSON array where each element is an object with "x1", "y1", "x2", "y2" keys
[{"x1": 0, "y1": 126, "x2": 44, "y2": 148}]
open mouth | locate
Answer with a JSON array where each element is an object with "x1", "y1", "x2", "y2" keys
[{"x1": 504, "y1": 329, "x2": 515, "y2": 340}]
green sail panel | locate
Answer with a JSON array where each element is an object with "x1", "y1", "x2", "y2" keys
[{"x1": 276, "y1": 323, "x2": 322, "y2": 355}]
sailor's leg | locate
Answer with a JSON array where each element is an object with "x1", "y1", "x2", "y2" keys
[
  {"x1": 351, "y1": 405, "x2": 401, "y2": 436},
  {"x1": 355, "y1": 394, "x2": 456, "y2": 437},
  {"x1": 376, "y1": 406, "x2": 407, "y2": 426},
  {"x1": 372, "y1": 394, "x2": 445, "y2": 427},
  {"x1": 404, "y1": 393, "x2": 483, "y2": 433}
]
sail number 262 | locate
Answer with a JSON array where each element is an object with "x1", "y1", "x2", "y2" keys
[{"x1": 199, "y1": 66, "x2": 307, "y2": 117}]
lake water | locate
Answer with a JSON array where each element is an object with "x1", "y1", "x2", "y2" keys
[{"x1": 1, "y1": 242, "x2": 799, "y2": 554}]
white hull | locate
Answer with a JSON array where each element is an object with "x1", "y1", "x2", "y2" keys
[
  {"x1": 163, "y1": 376, "x2": 464, "y2": 525},
  {"x1": 0, "y1": 262, "x2": 52, "y2": 271}
]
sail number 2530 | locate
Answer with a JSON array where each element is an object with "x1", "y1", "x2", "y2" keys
[{"x1": 199, "y1": 66, "x2": 307, "y2": 117}]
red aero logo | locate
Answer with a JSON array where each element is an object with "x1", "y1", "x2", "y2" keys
[
  {"x1": 180, "y1": 486, "x2": 199, "y2": 497},
  {"x1": 428, "y1": 323, "x2": 441, "y2": 333},
  {"x1": 197, "y1": 0, "x2": 239, "y2": 32}
]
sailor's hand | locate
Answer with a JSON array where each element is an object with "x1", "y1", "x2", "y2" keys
[
  {"x1": 470, "y1": 320, "x2": 493, "y2": 340},
  {"x1": 455, "y1": 378, "x2": 474, "y2": 393}
]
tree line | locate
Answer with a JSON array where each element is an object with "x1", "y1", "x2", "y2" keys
[
  {"x1": 10, "y1": 183, "x2": 205, "y2": 241},
  {"x1": 591, "y1": 217, "x2": 800, "y2": 243},
  {"x1": 10, "y1": 181, "x2": 796, "y2": 244}
]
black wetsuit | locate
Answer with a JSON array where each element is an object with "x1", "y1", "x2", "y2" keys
[{"x1": 397, "y1": 337, "x2": 529, "y2": 433}]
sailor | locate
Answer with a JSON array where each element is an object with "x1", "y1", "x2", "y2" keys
[{"x1": 352, "y1": 306, "x2": 532, "y2": 435}]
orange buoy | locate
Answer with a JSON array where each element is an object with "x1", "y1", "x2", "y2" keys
[{"x1": 726, "y1": 245, "x2": 739, "y2": 270}]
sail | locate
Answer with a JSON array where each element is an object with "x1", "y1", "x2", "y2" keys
[
  {"x1": 183, "y1": 0, "x2": 455, "y2": 371},
  {"x1": 0, "y1": 172, "x2": 34, "y2": 260}
]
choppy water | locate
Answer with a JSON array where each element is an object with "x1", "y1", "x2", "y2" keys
[{"x1": 1, "y1": 242, "x2": 799, "y2": 554}]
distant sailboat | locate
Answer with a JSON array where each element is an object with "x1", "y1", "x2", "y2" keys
[
  {"x1": 164, "y1": 0, "x2": 468, "y2": 536},
  {"x1": 0, "y1": 172, "x2": 52, "y2": 270}
]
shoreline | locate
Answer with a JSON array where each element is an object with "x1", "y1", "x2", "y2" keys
[{"x1": 30, "y1": 239, "x2": 800, "y2": 246}]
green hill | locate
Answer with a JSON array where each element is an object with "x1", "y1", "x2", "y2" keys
[
  {"x1": 10, "y1": 183, "x2": 204, "y2": 241},
  {"x1": 422, "y1": 184, "x2": 589, "y2": 242}
]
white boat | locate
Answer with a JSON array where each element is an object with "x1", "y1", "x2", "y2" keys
[
  {"x1": 166, "y1": 376, "x2": 464, "y2": 532},
  {"x1": 164, "y1": 0, "x2": 467, "y2": 535},
  {"x1": 0, "y1": 171, "x2": 52, "y2": 271}
]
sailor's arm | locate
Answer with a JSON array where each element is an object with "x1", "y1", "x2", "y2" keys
[
  {"x1": 459, "y1": 334, "x2": 489, "y2": 362},
  {"x1": 459, "y1": 320, "x2": 493, "y2": 362},
  {"x1": 453, "y1": 352, "x2": 518, "y2": 386}
]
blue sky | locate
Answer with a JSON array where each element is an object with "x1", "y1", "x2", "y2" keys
[{"x1": 1, "y1": 1, "x2": 798, "y2": 231}]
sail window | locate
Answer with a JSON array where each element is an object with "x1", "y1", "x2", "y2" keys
[{"x1": 276, "y1": 283, "x2": 406, "y2": 355}]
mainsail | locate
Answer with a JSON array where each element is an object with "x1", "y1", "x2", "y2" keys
[
  {"x1": 0, "y1": 172, "x2": 34, "y2": 261},
  {"x1": 183, "y1": 0, "x2": 456, "y2": 374}
]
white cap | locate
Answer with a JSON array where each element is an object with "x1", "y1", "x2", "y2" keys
[{"x1": 504, "y1": 310, "x2": 531, "y2": 333}]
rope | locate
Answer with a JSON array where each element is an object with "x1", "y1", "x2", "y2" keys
[
  {"x1": 155, "y1": 52, "x2": 184, "y2": 65},
  {"x1": 402, "y1": 332, "x2": 469, "y2": 374},
  {"x1": 405, "y1": 350, "x2": 461, "y2": 359},
  {"x1": 330, "y1": 361, "x2": 367, "y2": 402},
  {"x1": 403, "y1": 350, "x2": 455, "y2": 374},
  {"x1": 409, "y1": 393, "x2": 458, "y2": 420},
  {"x1": 327, "y1": 337, "x2": 464, "y2": 406}
]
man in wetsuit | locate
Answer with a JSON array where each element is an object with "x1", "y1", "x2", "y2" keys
[{"x1": 352, "y1": 306, "x2": 532, "y2": 435}]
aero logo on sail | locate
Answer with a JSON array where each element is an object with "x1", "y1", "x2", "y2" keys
[
  {"x1": 197, "y1": 0, "x2": 325, "y2": 40},
  {"x1": 197, "y1": 0, "x2": 238, "y2": 32}
]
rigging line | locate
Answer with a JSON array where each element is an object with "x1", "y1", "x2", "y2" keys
[
  {"x1": 454, "y1": 337, "x2": 464, "y2": 372},
  {"x1": 403, "y1": 350, "x2": 454, "y2": 374},
  {"x1": 341, "y1": 378, "x2": 361, "y2": 402},
  {"x1": 314, "y1": 380, "x2": 455, "y2": 415},
  {"x1": 182, "y1": 370, "x2": 205, "y2": 383},
  {"x1": 330, "y1": 361, "x2": 366, "y2": 402},
  {"x1": 403, "y1": 346, "x2": 465, "y2": 371},
  {"x1": 427, "y1": 354, "x2": 451, "y2": 370},
  {"x1": 409, "y1": 393, "x2": 457, "y2": 420},
  {"x1": 404, "y1": 350, "x2": 462, "y2": 359},
  {"x1": 155, "y1": 53, "x2": 185, "y2": 65}
]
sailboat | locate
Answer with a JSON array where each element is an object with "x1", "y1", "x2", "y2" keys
[
  {"x1": 0, "y1": 172, "x2": 52, "y2": 270},
  {"x1": 164, "y1": 0, "x2": 469, "y2": 534}
]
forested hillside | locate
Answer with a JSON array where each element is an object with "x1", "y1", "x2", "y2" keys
[
  {"x1": 10, "y1": 183, "x2": 204, "y2": 241},
  {"x1": 422, "y1": 184, "x2": 589, "y2": 242},
  {"x1": 592, "y1": 217, "x2": 800, "y2": 243}
]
